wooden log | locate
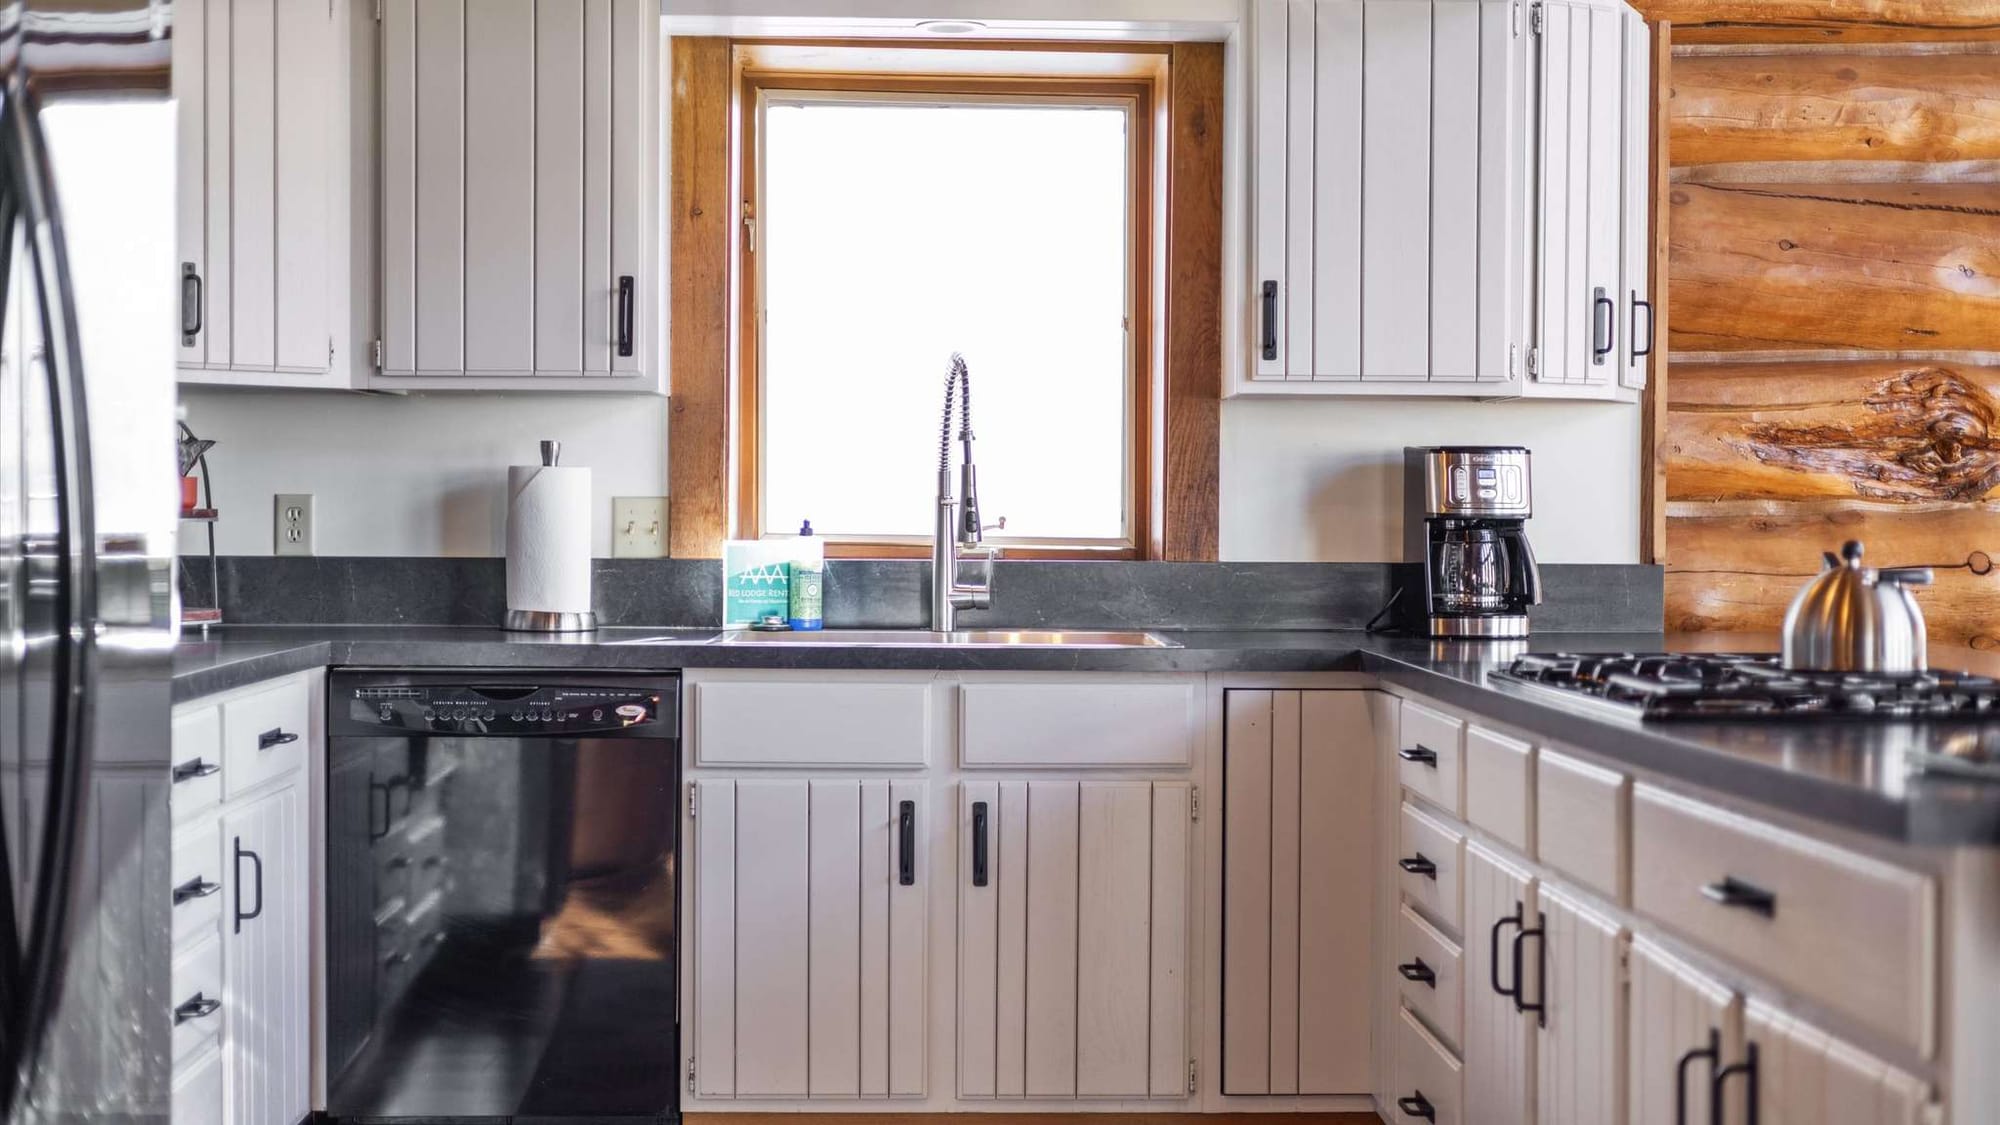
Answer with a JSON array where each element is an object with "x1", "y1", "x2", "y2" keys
[
  {"x1": 1633, "y1": 0, "x2": 2000, "y2": 30},
  {"x1": 1667, "y1": 182, "x2": 2000, "y2": 354},
  {"x1": 1664, "y1": 565, "x2": 2000, "y2": 649},
  {"x1": 1666, "y1": 359, "x2": 2000, "y2": 502},
  {"x1": 1668, "y1": 497, "x2": 2000, "y2": 574},
  {"x1": 1670, "y1": 51, "x2": 2000, "y2": 170},
  {"x1": 1672, "y1": 25, "x2": 2000, "y2": 44}
]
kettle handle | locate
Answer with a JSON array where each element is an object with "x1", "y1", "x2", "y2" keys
[{"x1": 1879, "y1": 567, "x2": 1934, "y2": 587}]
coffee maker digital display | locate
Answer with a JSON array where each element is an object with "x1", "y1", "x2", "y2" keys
[{"x1": 1403, "y1": 446, "x2": 1542, "y2": 638}]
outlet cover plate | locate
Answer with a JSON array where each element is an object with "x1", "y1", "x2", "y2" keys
[
  {"x1": 275, "y1": 493, "x2": 314, "y2": 556},
  {"x1": 612, "y1": 497, "x2": 668, "y2": 558}
]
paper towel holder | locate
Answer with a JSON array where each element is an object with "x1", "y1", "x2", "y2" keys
[{"x1": 504, "y1": 438, "x2": 598, "y2": 633}]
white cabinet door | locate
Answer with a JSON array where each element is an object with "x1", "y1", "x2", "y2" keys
[
  {"x1": 1246, "y1": 0, "x2": 1526, "y2": 390},
  {"x1": 220, "y1": 781, "x2": 309, "y2": 1125},
  {"x1": 690, "y1": 778, "x2": 927, "y2": 1100},
  {"x1": 1463, "y1": 841, "x2": 1537, "y2": 1125},
  {"x1": 1628, "y1": 935, "x2": 1740, "y2": 1125},
  {"x1": 1618, "y1": 4, "x2": 1654, "y2": 390},
  {"x1": 175, "y1": 0, "x2": 342, "y2": 387},
  {"x1": 381, "y1": 0, "x2": 658, "y2": 387},
  {"x1": 957, "y1": 780, "x2": 1190, "y2": 1100},
  {"x1": 1220, "y1": 690, "x2": 1374, "y2": 1095},
  {"x1": 1738, "y1": 1001, "x2": 1933, "y2": 1125},
  {"x1": 1534, "y1": 881, "x2": 1626, "y2": 1125}
]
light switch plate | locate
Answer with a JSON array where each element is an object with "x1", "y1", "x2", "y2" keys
[
  {"x1": 275, "y1": 493, "x2": 314, "y2": 556},
  {"x1": 612, "y1": 497, "x2": 668, "y2": 558}
]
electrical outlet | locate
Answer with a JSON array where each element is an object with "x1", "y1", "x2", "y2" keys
[
  {"x1": 612, "y1": 497, "x2": 668, "y2": 558},
  {"x1": 275, "y1": 494, "x2": 314, "y2": 557}
]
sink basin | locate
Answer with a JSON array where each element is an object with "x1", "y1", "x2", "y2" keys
[{"x1": 708, "y1": 628, "x2": 1179, "y2": 649}]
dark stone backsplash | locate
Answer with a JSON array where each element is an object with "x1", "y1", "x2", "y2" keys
[{"x1": 181, "y1": 556, "x2": 1663, "y2": 633}]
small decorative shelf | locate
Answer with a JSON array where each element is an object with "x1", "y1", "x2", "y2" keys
[{"x1": 178, "y1": 421, "x2": 223, "y2": 629}]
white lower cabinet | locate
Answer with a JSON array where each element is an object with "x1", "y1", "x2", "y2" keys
[
  {"x1": 956, "y1": 780, "x2": 1191, "y2": 1100},
  {"x1": 1628, "y1": 935, "x2": 1739, "y2": 1125},
  {"x1": 1462, "y1": 841, "x2": 1537, "y2": 1125},
  {"x1": 1534, "y1": 882, "x2": 1627, "y2": 1125},
  {"x1": 221, "y1": 782, "x2": 310, "y2": 1125},
  {"x1": 690, "y1": 778, "x2": 928, "y2": 1100},
  {"x1": 1740, "y1": 1001, "x2": 1932, "y2": 1125}
]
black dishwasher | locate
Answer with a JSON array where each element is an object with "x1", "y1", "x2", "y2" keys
[{"x1": 326, "y1": 671, "x2": 680, "y2": 1122}]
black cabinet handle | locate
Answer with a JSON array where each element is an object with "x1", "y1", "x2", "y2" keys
[
  {"x1": 1712, "y1": 1042, "x2": 1760, "y2": 1125},
  {"x1": 1396, "y1": 1093, "x2": 1436, "y2": 1121},
  {"x1": 173, "y1": 993, "x2": 221, "y2": 1025},
  {"x1": 1398, "y1": 746, "x2": 1439, "y2": 767},
  {"x1": 898, "y1": 800, "x2": 916, "y2": 886},
  {"x1": 1593, "y1": 286, "x2": 1616, "y2": 364},
  {"x1": 1632, "y1": 293, "x2": 1655, "y2": 360},
  {"x1": 181, "y1": 262, "x2": 203, "y2": 344},
  {"x1": 233, "y1": 836, "x2": 264, "y2": 934},
  {"x1": 971, "y1": 801, "x2": 989, "y2": 888},
  {"x1": 1399, "y1": 854, "x2": 1437, "y2": 879},
  {"x1": 1490, "y1": 902, "x2": 1525, "y2": 999},
  {"x1": 616, "y1": 275, "x2": 634, "y2": 357},
  {"x1": 258, "y1": 727, "x2": 298, "y2": 751},
  {"x1": 1701, "y1": 876, "x2": 1776, "y2": 919},
  {"x1": 1676, "y1": 1028, "x2": 1721, "y2": 1125},
  {"x1": 172, "y1": 875, "x2": 221, "y2": 906},
  {"x1": 1511, "y1": 911, "x2": 1547, "y2": 1026},
  {"x1": 1397, "y1": 959, "x2": 1436, "y2": 988},
  {"x1": 1260, "y1": 280, "x2": 1278, "y2": 361},
  {"x1": 172, "y1": 758, "x2": 220, "y2": 784}
]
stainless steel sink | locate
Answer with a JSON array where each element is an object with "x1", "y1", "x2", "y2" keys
[{"x1": 707, "y1": 628, "x2": 1179, "y2": 649}]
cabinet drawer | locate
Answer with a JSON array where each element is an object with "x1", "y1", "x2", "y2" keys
[
  {"x1": 170, "y1": 706, "x2": 224, "y2": 822},
  {"x1": 221, "y1": 676, "x2": 309, "y2": 798},
  {"x1": 959, "y1": 678, "x2": 1196, "y2": 767},
  {"x1": 1536, "y1": 748, "x2": 1628, "y2": 902},
  {"x1": 1399, "y1": 802, "x2": 1465, "y2": 937},
  {"x1": 170, "y1": 820, "x2": 225, "y2": 948},
  {"x1": 171, "y1": 1044, "x2": 225, "y2": 1125},
  {"x1": 1632, "y1": 785, "x2": 1936, "y2": 1056},
  {"x1": 1463, "y1": 724, "x2": 1532, "y2": 852},
  {"x1": 1392, "y1": 1005, "x2": 1463, "y2": 1125},
  {"x1": 693, "y1": 675, "x2": 932, "y2": 767},
  {"x1": 1399, "y1": 700, "x2": 1465, "y2": 816},
  {"x1": 1396, "y1": 903, "x2": 1463, "y2": 1053},
  {"x1": 170, "y1": 935, "x2": 224, "y2": 1065}
]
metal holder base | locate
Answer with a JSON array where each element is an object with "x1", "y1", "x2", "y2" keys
[
  {"x1": 1430, "y1": 614, "x2": 1530, "y2": 639},
  {"x1": 504, "y1": 609, "x2": 598, "y2": 633}
]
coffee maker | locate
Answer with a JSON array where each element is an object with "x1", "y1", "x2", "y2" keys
[{"x1": 1403, "y1": 446, "x2": 1542, "y2": 638}]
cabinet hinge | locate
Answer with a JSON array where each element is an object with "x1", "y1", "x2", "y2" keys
[
  {"x1": 686, "y1": 1057, "x2": 695, "y2": 1094},
  {"x1": 742, "y1": 202, "x2": 756, "y2": 253},
  {"x1": 1530, "y1": 3, "x2": 1545, "y2": 34},
  {"x1": 1526, "y1": 346, "x2": 1541, "y2": 378},
  {"x1": 687, "y1": 783, "x2": 698, "y2": 819},
  {"x1": 1189, "y1": 787, "x2": 1200, "y2": 822},
  {"x1": 371, "y1": 339, "x2": 384, "y2": 369},
  {"x1": 1187, "y1": 1059, "x2": 1197, "y2": 1094}
]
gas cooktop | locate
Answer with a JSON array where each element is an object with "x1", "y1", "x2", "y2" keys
[{"x1": 1489, "y1": 652, "x2": 2000, "y2": 722}]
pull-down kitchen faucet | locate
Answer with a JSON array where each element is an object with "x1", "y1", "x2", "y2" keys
[{"x1": 932, "y1": 354, "x2": 1003, "y2": 632}]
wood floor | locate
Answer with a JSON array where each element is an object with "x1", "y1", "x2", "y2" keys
[{"x1": 685, "y1": 1115, "x2": 1379, "y2": 1123}]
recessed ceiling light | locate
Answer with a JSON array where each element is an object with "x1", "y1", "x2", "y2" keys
[{"x1": 915, "y1": 19, "x2": 986, "y2": 35}]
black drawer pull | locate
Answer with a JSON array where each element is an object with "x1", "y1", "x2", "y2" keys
[
  {"x1": 1398, "y1": 746, "x2": 1439, "y2": 767},
  {"x1": 1260, "y1": 280, "x2": 1278, "y2": 361},
  {"x1": 1397, "y1": 959, "x2": 1436, "y2": 988},
  {"x1": 616, "y1": 275, "x2": 635, "y2": 357},
  {"x1": 1399, "y1": 854, "x2": 1437, "y2": 879},
  {"x1": 898, "y1": 800, "x2": 916, "y2": 887},
  {"x1": 1490, "y1": 902, "x2": 1524, "y2": 999},
  {"x1": 1674, "y1": 1027, "x2": 1720, "y2": 1125},
  {"x1": 173, "y1": 993, "x2": 222, "y2": 1025},
  {"x1": 258, "y1": 727, "x2": 298, "y2": 751},
  {"x1": 172, "y1": 758, "x2": 220, "y2": 784},
  {"x1": 1712, "y1": 1042, "x2": 1761, "y2": 1125},
  {"x1": 233, "y1": 836, "x2": 264, "y2": 934},
  {"x1": 1511, "y1": 911, "x2": 1548, "y2": 1026},
  {"x1": 1396, "y1": 1093, "x2": 1436, "y2": 1121},
  {"x1": 172, "y1": 876, "x2": 221, "y2": 906},
  {"x1": 1593, "y1": 286, "x2": 1616, "y2": 364},
  {"x1": 1632, "y1": 293, "x2": 1655, "y2": 360},
  {"x1": 1701, "y1": 876, "x2": 1776, "y2": 918},
  {"x1": 181, "y1": 262, "x2": 204, "y2": 343},
  {"x1": 971, "y1": 801, "x2": 989, "y2": 887}
]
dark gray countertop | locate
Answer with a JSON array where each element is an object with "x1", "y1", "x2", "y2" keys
[{"x1": 172, "y1": 625, "x2": 2000, "y2": 846}]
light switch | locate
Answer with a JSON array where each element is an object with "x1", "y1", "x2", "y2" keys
[{"x1": 613, "y1": 497, "x2": 668, "y2": 558}]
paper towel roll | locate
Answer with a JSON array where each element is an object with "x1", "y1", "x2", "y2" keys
[{"x1": 506, "y1": 465, "x2": 592, "y2": 615}]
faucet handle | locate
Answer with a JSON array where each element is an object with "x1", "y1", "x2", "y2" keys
[{"x1": 980, "y1": 516, "x2": 1007, "y2": 535}]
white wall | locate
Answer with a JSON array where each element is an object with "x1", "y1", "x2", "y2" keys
[
  {"x1": 177, "y1": 388, "x2": 669, "y2": 557},
  {"x1": 1219, "y1": 397, "x2": 1642, "y2": 563}
]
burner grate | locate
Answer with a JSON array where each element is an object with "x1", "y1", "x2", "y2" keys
[{"x1": 1489, "y1": 652, "x2": 2000, "y2": 722}]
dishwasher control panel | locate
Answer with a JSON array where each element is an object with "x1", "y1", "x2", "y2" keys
[{"x1": 340, "y1": 682, "x2": 670, "y2": 736}]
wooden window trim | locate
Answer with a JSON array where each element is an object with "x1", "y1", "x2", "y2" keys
[{"x1": 670, "y1": 37, "x2": 1222, "y2": 561}]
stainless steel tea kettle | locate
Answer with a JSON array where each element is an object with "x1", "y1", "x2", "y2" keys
[{"x1": 1782, "y1": 540, "x2": 1932, "y2": 673}]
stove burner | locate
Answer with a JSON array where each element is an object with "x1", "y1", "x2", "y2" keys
[{"x1": 1489, "y1": 652, "x2": 2000, "y2": 723}]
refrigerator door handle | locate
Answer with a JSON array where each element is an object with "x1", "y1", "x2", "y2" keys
[{"x1": 0, "y1": 80, "x2": 100, "y2": 1120}]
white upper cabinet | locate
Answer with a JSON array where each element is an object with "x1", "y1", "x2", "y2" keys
[
  {"x1": 1238, "y1": 0, "x2": 1650, "y2": 400},
  {"x1": 175, "y1": 0, "x2": 352, "y2": 389},
  {"x1": 378, "y1": 0, "x2": 660, "y2": 391}
]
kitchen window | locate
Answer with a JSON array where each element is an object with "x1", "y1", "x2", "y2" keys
[{"x1": 669, "y1": 40, "x2": 1222, "y2": 561}]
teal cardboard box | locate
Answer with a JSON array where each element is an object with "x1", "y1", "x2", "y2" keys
[{"x1": 723, "y1": 539, "x2": 792, "y2": 627}]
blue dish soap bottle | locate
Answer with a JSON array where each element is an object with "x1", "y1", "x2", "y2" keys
[{"x1": 788, "y1": 520, "x2": 824, "y2": 631}]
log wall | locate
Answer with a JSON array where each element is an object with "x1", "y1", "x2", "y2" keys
[{"x1": 1649, "y1": 4, "x2": 2000, "y2": 647}]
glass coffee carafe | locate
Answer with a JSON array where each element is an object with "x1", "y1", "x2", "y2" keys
[{"x1": 1427, "y1": 521, "x2": 1540, "y2": 618}]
